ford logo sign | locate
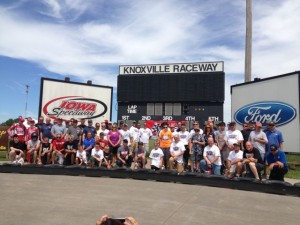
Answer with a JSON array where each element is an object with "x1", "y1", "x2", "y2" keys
[{"x1": 234, "y1": 101, "x2": 296, "y2": 127}]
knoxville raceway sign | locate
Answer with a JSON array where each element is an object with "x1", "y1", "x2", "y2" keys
[{"x1": 43, "y1": 96, "x2": 107, "y2": 120}]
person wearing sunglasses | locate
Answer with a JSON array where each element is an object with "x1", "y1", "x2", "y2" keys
[{"x1": 264, "y1": 121, "x2": 284, "y2": 154}]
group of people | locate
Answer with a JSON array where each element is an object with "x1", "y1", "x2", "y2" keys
[{"x1": 7, "y1": 116, "x2": 288, "y2": 181}]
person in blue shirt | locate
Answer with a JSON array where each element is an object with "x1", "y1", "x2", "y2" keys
[
  {"x1": 266, "y1": 144, "x2": 288, "y2": 181},
  {"x1": 83, "y1": 131, "x2": 95, "y2": 157},
  {"x1": 264, "y1": 121, "x2": 284, "y2": 154}
]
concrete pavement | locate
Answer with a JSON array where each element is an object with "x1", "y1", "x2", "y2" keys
[{"x1": 0, "y1": 173, "x2": 300, "y2": 225}]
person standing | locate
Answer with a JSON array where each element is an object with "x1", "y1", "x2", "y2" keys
[
  {"x1": 51, "y1": 118, "x2": 67, "y2": 139},
  {"x1": 178, "y1": 124, "x2": 190, "y2": 171},
  {"x1": 40, "y1": 117, "x2": 53, "y2": 142},
  {"x1": 107, "y1": 124, "x2": 122, "y2": 165},
  {"x1": 138, "y1": 122, "x2": 153, "y2": 154},
  {"x1": 265, "y1": 121, "x2": 284, "y2": 154},
  {"x1": 159, "y1": 123, "x2": 173, "y2": 169},
  {"x1": 66, "y1": 119, "x2": 82, "y2": 145},
  {"x1": 7, "y1": 116, "x2": 27, "y2": 142}
]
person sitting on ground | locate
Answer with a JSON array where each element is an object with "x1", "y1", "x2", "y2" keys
[
  {"x1": 39, "y1": 136, "x2": 52, "y2": 164},
  {"x1": 225, "y1": 140, "x2": 243, "y2": 179},
  {"x1": 9, "y1": 134, "x2": 26, "y2": 163},
  {"x1": 200, "y1": 137, "x2": 222, "y2": 175},
  {"x1": 149, "y1": 140, "x2": 164, "y2": 171},
  {"x1": 76, "y1": 145, "x2": 87, "y2": 166},
  {"x1": 26, "y1": 132, "x2": 41, "y2": 164},
  {"x1": 133, "y1": 142, "x2": 147, "y2": 169},
  {"x1": 102, "y1": 145, "x2": 112, "y2": 169},
  {"x1": 266, "y1": 144, "x2": 288, "y2": 181},
  {"x1": 51, "y1": 134, "x2": 66, "y2": 165},
  {"x1": 91, "y1": 142, "x2": 104, "y2": 167},
  {"x1": 169, "y1": 134, "x2": 186, "y2": 173},
  {"x1": 188, "y1": 128, "x2": 205, "y2": 172},
  {"x1": 236, "y1": 141, "x2": 264, "y2": 180},
  {"x1": 116, "y1": 139, "x2": 133, "y2": 168}
]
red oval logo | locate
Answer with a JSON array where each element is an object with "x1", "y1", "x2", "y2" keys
[{"x1": 43, "y1": 96, "x2": 107, "y2": 120}]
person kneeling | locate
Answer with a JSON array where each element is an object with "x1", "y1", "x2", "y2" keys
[
  {"x1": 116, "y1": 139, "x2": 133, "y2": 168},
  {"x1": 91, "y1": 143, "x2": 104, "y2": 167},
  {"x1": 200, "y1": 137, "x2": 222, "y2": 175},
  {"x1": 266, "y1": 144, "x2": 288, "y2": 181},
  {"x1": 149, "y1": 140, "x2": 164, "y2": 171},
  {"x1": 236, "y1": 141, "x2": 264, "y2": 180},
  {"x1": 134, "y1": 142, "x2": 147, "y2": 169},
  {"x1": 225, "y1": 140, "x2": 243, "y2": 179},
  {"x1": 76, "y1": 145, "x2": 88, "y2": 166},
  {"x1": 168, "y1": 135, "x2": 185, "y2": 173}
]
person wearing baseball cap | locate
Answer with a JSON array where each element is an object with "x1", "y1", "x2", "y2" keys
[
  {"x1": 266, "y1": 144, "x2": 288, "y2": 181},
  {"x1": 82, "y1": 119, "x2": 96, "y2": 140}
]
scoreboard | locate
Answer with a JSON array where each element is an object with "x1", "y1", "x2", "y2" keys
[{"x1": 117, "y1": 62, "x2": 225, "y2": 125}]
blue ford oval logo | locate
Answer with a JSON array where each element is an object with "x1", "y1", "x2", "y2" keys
[{"x1": 234, "y1": 101, "x2": 296, "y2": 127}]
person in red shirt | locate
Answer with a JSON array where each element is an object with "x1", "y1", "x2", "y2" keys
[
  {"x1": 7, "y1": 116, "x2": 27, "y2": 142},
  {"x1": 97, "y1": 132, "x2": 108, "y2": 150},
  {"x1": 51, "y1": 134, "x2": 66, "y2": 165},
  {"x1": 26, "y1": 119, "x2": 39, "y2": 142}
]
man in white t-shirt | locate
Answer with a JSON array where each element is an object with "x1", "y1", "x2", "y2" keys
[
  {"x1": 119, "y1": 124, "x2": 133, "y2": 146},
  {"x1": 91, "y1": 142, "x2": 104, "y2": 167},
  {"x1": 200, "y1": 137, "x2": 222, "y2": 175},
  {"x1": 149, "y1": 140, "x2": 164, "y2": 171},
  {"x1": 226, "y1": 140, "x2": 243, "y2": 178},
  {"x1": 169, "y1": 134, "x2": 186, "y2": 173},
  {"x1": 248, "y1": 122, "x2": 268, "y2": 160},
  {"x1": 225, "y1": 122, "x2": 244, "y2": 149},
  {"x1": 129, "y1": 121, "x2": 139, "y2": 150},
  {"x1": 139, "y1": 122, "x2": 152, "y2": 154},
  {"x1": 177, "y1": 124, "x2": 190, "y2": 171}
]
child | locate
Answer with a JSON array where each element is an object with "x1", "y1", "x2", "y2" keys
[
  {"x1": 76, "y1": 145, "x2": 87, "y2": 166},
  {"x1": 149, "y1": 140, "x2": 164, "y2": 171},
  {"x1": 102, "y1": 145, "x2": 112, "y2": 169}
]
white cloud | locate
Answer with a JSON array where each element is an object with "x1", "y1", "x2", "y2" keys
[{"x1": 0, "y1": 0, "x2": 300, "y2": 123}]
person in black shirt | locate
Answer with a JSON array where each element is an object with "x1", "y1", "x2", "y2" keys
[
  {"x1": 237, "y1": 141, "x2": 263, "y2": 180},
  {"x1": 39, "y1": 136, "x2": 52, "y2": 164},
  {"x1": 102, "y1": 145, "x2": 112, "y2": 169},
  {"x1": 63, "y1": 135, "x2": 78, "y2": 165},
  {"x1": 9, "y1": 134, "x2": 26, "y2": 162}
]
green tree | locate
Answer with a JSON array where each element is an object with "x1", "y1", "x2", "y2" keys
[{"x1": 0, "y1": 118, "x2": 18, "y2": 126}]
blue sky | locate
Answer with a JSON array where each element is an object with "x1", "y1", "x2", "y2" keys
[{"x1": 0, "y1": 0, "x2": 299, "y2": 123}]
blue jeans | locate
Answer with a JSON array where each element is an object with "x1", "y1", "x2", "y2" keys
[{"x1": 200, "y1": 159, "x2": 221, "y2": 175}]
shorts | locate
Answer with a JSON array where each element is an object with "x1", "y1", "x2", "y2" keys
[
  {"x1": 221, "y1": 147, "x2": 230, "y2": 162},
  {"x1": 190, "y1": 152, "x2": 203, "y2": 161},
  {"x1": 110, "y1": 146, "x2": 119, "y2": 155}
]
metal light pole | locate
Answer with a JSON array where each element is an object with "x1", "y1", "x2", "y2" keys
[
  {"x1": 25, "y1": 85, "x2": 29, "y2": 117},
  {"x1": 245, "y1": 0, "x2": 252, "y2": 82}
]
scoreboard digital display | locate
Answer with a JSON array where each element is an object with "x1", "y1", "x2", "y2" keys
[{"x1": 117, "y1": 62, "x2": 225, "y2": 124}]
